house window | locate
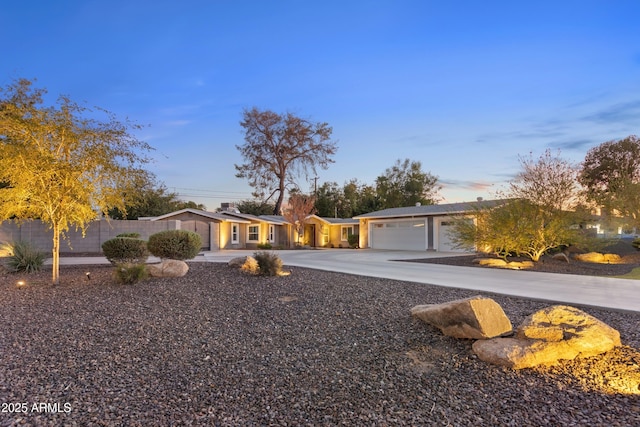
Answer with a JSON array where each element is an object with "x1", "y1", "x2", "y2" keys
[
  {"x1": 268, "y1": 224, "x2": 275, "y2": 243},
  {"x1": 231, "y1": 223, "x2": 239, "y2": 244},
  {"x1": 321, "y1": 225, "x2": 329, "y2": 245},
  {"x1": 248, "y1": 225, "x2": 259, "y2": 242},
  {"x1": 341, "y1": 225, "x2": 354, "y2": 241}
]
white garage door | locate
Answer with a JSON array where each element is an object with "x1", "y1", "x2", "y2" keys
[
  {"x1": 437, "y1": 220, "x2": 461, "y2": 252},
  {"x1": 371, "y1": 221, "x2": 426, "y2": 250}
]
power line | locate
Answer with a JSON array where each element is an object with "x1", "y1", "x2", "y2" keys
[{"x1": 170, "y1": 186, "x2": 251, "y2": 195}]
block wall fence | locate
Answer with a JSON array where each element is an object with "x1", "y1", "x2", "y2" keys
[{"x1": 0, "y1": 219, "x2": 182, "y2": 253}]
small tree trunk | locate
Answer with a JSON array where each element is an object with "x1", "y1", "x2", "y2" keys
[{"x1": 52, "y1": 222, "x2": 60, "y2": 285}]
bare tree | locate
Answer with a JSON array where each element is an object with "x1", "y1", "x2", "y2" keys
[
  {"x1": 235, "y1": 107, "x2": 337, "y2": 215},
  {"x1": 282, "y1": 192, "x2": 316, "y2": 245},
  {"x1": 505, "y1": 149, "x2": 579, "y2": 211}
]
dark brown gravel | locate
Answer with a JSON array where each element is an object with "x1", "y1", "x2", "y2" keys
[
  {"x1": 1, "y1": 263, "x2": 639, "y2": 426},
  {"x1": 402, "y1": 252, "x2": 640, "y2": 276}
]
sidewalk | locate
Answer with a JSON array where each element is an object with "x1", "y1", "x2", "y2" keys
[{"x1": 55, "y1": 249, "x2": 640, "y2": 312}]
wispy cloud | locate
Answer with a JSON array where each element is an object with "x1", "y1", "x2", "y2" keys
[
  {"x1": 440, "y1": 179, "x2": 495, "y2": 191},
  {"x1": 548, "y1": 138, "x2": 595, "y2": 151},
  {"x1": 581, "y1": 100, "x2": 640, "y2": 125},
  {"x1": 166, "y1": 119, "x2": 192, "y2": 127}
]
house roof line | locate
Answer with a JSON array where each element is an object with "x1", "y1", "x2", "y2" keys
[
  {"x1": 306, "y1": 214, "x2": 359, "y2": 225},
  {"x1": 148, "y1": 208, "x2": 251, "y2": 223},
  {"x1": 353, "y1": 199, "x2": 508, "y2": 219}
]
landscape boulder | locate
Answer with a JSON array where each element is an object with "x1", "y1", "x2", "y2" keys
[
  {"x1": 472, "y1": 258, "x2": 534, "y2": 269},
  {"x1": 411, "y1": 296, "x2": 513, "y2": 339},
  {"x1": 472, "y1": 305, "x2": 621, "y2": 369},
  {"x1": 574, "y1": 252, "x2": 621, "y2": 264},
  {"x1": 147, "y1": 259, "x2": 189, "y2": 278}
]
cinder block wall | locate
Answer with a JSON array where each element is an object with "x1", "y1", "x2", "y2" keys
[{"x1": 0, "y1": 219, "x2": 179, "y2": 253}]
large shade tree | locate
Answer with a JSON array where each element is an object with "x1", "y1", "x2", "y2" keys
[
  {"x1": 235, "y1": 107, "x2": 337, "y2": 215},
  {"x1": 580, "y1": 135, "x2": 640, "y2": 228},
  {"x1": 0, "y1": 78, "x2": 153, "y2": 284},
  {"x1": 375, "y1": 158, "x2": 440, "y2": 208},
  {"x1": 314, "y1": 179, "x2": 381, "y2": 218}
]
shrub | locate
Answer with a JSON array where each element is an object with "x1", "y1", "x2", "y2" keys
[
  {"x1": 2, "y1": 241, "x2": 46, "y2": 273},
  {"x1": 147, "y1": 230, "x2": 201, "y2": 260},
  {"x1": 102, "y1": 237, "x2": 149, "y2": 265},
  {"x1": 240, "y1": 256, "x2": 260, "y2": 275},
  {"x1": 116, "y1": 232, "x2": 141, "y2": 238},
  {"x1": 253, "y1": 251, "x2": 283, "y2": 276},
  {"x1": 113, "y1": 263, "x2": 148, "y2": 285},
  {"x1": 257, "y1": 242, "x2": 273, "y2": 250},
  {"x1": 347, "y1": 233, "x2": 359, "y2": 248}
]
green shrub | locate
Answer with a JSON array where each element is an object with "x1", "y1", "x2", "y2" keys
[
  {"x1": 347, "y1": 234, "x2": 359, "y2": 248},
  {"x1": 257, "y1": 242, "x2": 273, "y2": 250},
  {"x1": 2, "y1": 241, "x2": 46, "y2": 273},
  {"x1": 116, "y1": 232, "x2": 141, "y2": 238},
  {"x1": 113, "y1": 263, "x2": 148, "y2": 285},
  {"x1": 102, "y1": 237, "x2": 149, "y2": 265},
  {"x1": 633, "y1": 238, "x2": 640, "y2": 251},
  {"x1": 253, "y1": 251, "x2": 283, "y2": 276},
  {"x1": 147, "y1": 230, "x2": 201, "y2": 260}
]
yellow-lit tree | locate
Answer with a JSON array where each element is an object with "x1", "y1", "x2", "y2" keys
[
  {"x1": 0, "y1": 79, "x2": 153, "y2": 284},
  {"x1": 449, "y1": 150, "x2": 592, "y2": 261}
]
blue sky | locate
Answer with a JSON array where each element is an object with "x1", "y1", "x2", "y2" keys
[{"x1": 3, "y1": 1, "x2": 639, "y2": 209}]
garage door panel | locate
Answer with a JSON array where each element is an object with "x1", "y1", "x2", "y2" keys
[
  {"x1": 438, "y1": 220, "x2": 463, "y2": 252},
  {"x1": 371, "y1": 221, "x2": 425, "y2": 250}
]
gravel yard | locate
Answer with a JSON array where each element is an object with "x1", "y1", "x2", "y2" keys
[{"x1": 1, "y1": 262, "x2": 639, "y2": 426}]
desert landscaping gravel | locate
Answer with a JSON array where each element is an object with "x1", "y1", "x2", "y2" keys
[{"x1": 1, "y1": 262, "x2": 639, "y2": 426}]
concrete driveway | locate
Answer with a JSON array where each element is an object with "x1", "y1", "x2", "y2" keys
[
  {"x1": 204, "y1": 249, "x2": 640, "y2": 312},
  {"x1": 56, "y1": 248, "x2": 640, "y2": 312}
]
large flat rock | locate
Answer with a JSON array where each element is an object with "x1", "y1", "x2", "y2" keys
[
  {"x1": 411, "y1": 296, "x2": 513, "y2": 339},
  {"x1": 473, "y1": 305, "x2": 621, "y2": 369}
]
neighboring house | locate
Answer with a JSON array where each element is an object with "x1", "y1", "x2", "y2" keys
[
  {"x1": 218, "y1": 211, "x2": 294, "y2": 249},
  {"x1": 354, "y1": 199, "x2": 505, "y2": 252},
  {"x1": 148, "y1": 208, "x2": 300, "y2": 250},
  {"x1": 146, "y1": 208, "x2": 361, "y2": 250},
  {"x1": 303, "y1": 215, "x2": 360, "y2": 248},
  {"x1": 146, "y1": 208, "x2": 251, "y2": 250}
]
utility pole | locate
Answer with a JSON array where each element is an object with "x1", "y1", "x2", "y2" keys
[{"x1": 313, "y1": 176, "x2": 318, "y2": 197}]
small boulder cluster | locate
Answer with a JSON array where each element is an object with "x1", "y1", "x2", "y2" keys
[
  {"x1": 474, "y1": 250, "x2": 623, "y2": 270},
  {"x1": 411, "y1": 296, "x2": 621, "y2": 369}
]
